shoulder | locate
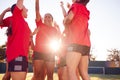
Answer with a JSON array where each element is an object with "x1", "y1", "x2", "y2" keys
[{"x1": 13, "y1": 5, "x2": 22, "y2": 15}]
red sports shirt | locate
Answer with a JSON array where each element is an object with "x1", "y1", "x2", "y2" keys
[
  {"x1": 66, "y1": 3, "x2": 91, "y2": 47},
  {"x1": 34, "y1": 19, "x2": 59, "y2": 54},
  {"x1": 1, "y1": 6, "x2": 31, "y2": 62}
]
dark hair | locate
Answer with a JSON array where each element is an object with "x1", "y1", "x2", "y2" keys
[
  {"x1": 6, "y1": 27, "x2": 12, "y2": 36},
  {"x1": 11, "y1": 4, "x2": 16, "y2": 13},
  {"x1": 6, "y1": 4, "x2": 16, "y2": 36},
  {"x1": 6, "y1": 21, "x2": 12, "y2": 36},
  {"x1": 76, "y1": 0, "x2": 90, "y2": 6},
  {"x1": 45, "y1": 13, "x2": 53, "y2": 21}
]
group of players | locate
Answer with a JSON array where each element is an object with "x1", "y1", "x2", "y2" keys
[{"x1": 0, "y1": 0, "x2": 91, "y2": 80}]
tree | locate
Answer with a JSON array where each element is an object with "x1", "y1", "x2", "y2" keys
[
  {"x1": 0, "y1": 46, "x2": 6, "y2": 60},
  {"x1": 107, "y1": 49, "x2": 120, "y2": 61},
  {"x1": 89, "y1": 54, "x2": 96, "y2": 61},
  {"x1": 89, "y1": 47, "x2": 96, "y2": 61}
]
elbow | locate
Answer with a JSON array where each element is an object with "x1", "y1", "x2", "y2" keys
[{"x1": 0, "y1": 20, "x2": 3, "y2": 25}]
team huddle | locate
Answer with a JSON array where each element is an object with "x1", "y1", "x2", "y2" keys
[{"x1": 0, "y1": 0, "x2": 91, "y2": 80}]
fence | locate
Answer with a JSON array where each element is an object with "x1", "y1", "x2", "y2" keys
[{"x1": 0, "y1": 61, "x2": 120, "y2": 74}]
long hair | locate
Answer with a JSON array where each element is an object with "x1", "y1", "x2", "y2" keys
[
  {"x1": 11, "y1": 4, "x2": 16, "y2": 13},
  {"x1": 76, "y1": 0, "x2": 90, "y2": 6},
  {"x1": 6, "y1": 22, "x2": 12, "y2": 36},
  {"x1": 6, "y1": 4, "x2": 16, "y2": 36}
]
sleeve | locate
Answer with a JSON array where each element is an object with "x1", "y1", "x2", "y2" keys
[
  {"x1": 0, "y1": 17, "x2": 11, "y2": 28},
  {"x1": 0, "y1": 25, "x2": 2, "y2": 28},
  {"x1": 68, "y1": 4, "x2": 77, "y2": 15},
  {"x1": 35, "y1": 19, "x2": 43, "y2": 28},
  {"x1": 13, "y1": 5, "x2": 22, "y2": 18}
]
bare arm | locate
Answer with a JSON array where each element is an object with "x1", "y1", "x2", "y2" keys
[
  {"x1": 0, "y1": 7, "x2": 11, "y2": 25},
  {"x1": 31, "y1": 0, "x2": 41, "y2": 36},
  {"x1": 35, "y1": 0, "x2": 41, "y2": 21},
  {"x1": 32, "y1": 27, "x2": 40, "y2": 35},
  {"x1": 63, "y1": 11, "x2": 74, "y2": 27},
  {"x1": 60, "y1": 1, "x2": 67, "y2": 17},
  {"x1": 16, "y1": 0, "x2": 24, "y2": 9}
]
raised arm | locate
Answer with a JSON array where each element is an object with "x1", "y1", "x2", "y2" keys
[
  {"x1": 16, "y1": 0, "x2": 24, "y2": 9},
  {"x1": 32, "y1": 27, "x2": 39, "y2": 35},
  {"x1": 63, "y1": 11, "x2": 74, "y2": 27},
  {"x1": 0, "y1": 7, "x2": 11, "y2": 25},
  {"x1": 35, "y1": 0, "x2": 41, "y2": 21},
  {"x1": 31, "y1": 0, "x2": 42, "y2": 36},
  {"x1": 60, "y1": 1, "x2": 67, "y2": 17}
]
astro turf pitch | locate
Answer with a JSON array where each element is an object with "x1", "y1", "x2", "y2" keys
[{"x1": 0, "y1": 73, "x2": 120, "y2": 80}]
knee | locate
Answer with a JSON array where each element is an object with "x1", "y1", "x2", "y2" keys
[
  {"x1": 34, "y1": 72, "x2": 41, "y2": 79},
  {"x1": 67, "y1": 66, "x2": 76, "y2": 74},
  {"x1": 47, "y1": 71, "x2": 53, "y2": 76}
]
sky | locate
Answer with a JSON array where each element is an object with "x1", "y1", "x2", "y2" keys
[{"x1": 0, "y1": 0, "x2": 120, "y2": 61}]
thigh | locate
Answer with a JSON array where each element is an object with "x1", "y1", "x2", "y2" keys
[
  {"x1": 66, "y1": 51, "x2": 81, "y2": 70},
  {"x1": 33, "y1": 60, "x2": 44, "y2": 74},
  {"x1": 11, "y1": 72, "x2": 27, "y2": 80},
  {"x1": 66, "y1": 44, "x2": 90, "y2": 70},
  {"x1": 79, "y1": 56, "x2": 89, "y2": 73},
  {"x1": 45, "y1": 61, "x2": 55, "y2": 73},
  {"x1": 58, "y1": 66, "x2": 68, "y2": 80},
  {"x1": 32, "y1": 51, "x2": 45, "y2": 74},
  {"x1": 45, "y1": 54, "x2": 55, "y2": 73}
]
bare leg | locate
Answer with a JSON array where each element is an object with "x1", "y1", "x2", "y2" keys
[
  {"x1": 32, "y1": 60, "x2": 44, "y2": 80},
  {"x1": 66, "y1": 52, "x2": 81, "y2": 80},
  {"x1": 76, "y1": 68, "x2": 80, "y2": 80},
  {"x1": 58, "y1": 66, "x2": 68, "y2": 80},
  {"x1": 78, "y1": 56, "x2": 90, "y2": 80},
  {"x1": 2, "y1": 62, "x2": 11, "y2": 80},
  {"x1": 46, "y1": 61, "x2": 55, "y2": 80},
  {"x1": 11, "y1": 72, "x2": 27, "y2": 80}
]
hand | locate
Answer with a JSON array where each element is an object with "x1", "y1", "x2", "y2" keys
[
  {"x1": 60, "y1": 1, "x2": 64, "y2": 7},
  {"x1": 67, "y1": 2, "x2": 71, "y2": 9}
]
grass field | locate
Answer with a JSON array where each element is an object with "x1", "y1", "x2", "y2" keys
[{"x1": 0, "y1": 73, "x2": 120, "y2": 80}]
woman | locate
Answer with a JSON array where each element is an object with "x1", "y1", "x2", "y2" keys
[
  {"x1": 0, "y1": 0, "x2": 31, "y2": 80},
  {"x1": 32, "y1": 0, "x2": 60, "y2": 80},
  {"x1": 0, "y1": 7, "x2": 11, "y2": 80},
  {"x1": 63, "y1": 0, "x2": 91, "y2": 80}
]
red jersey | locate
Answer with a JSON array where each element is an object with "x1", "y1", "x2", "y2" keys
[
  {"x1": 0, "y1": 6, "x2": 31, "y2": 62},
  {"x1": 34, "y1": 19, "x2": 59, "y2": 54},
  {"x1": 65, "y1": 3, "x2": 91, "y2": 47},
  {"x1": 0, "y1": 17, "x2": 12, "y2": 28},
  {"x1": 0, "y1": 16, "x2": 12, "y2": 48}
]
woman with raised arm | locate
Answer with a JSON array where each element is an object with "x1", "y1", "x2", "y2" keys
[
  {"x1": 0, "y1": 7, "x2": 11, "y2": 80},
  {"x1": 63, "y1": 0, "x2": 91, "y2": 80},
  {"x1": 0, "y1": 0, "x2": 31, "y2": 80},
  {"x1": 58, "y1": 1, "x2": 81, "y2": 80},
  {"x1": 32, "y1": 0, "x2": 60, "y2": 80}
]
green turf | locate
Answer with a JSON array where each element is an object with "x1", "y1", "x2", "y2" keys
[
  {"x1": 0, "y1": 73, "x2": 120, "y2": 80},
  {"x1": 90, "y1": 74, "x2": 120, "y2": 80}
]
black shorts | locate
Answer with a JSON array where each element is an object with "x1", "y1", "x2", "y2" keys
[
  {"x1": 67, "y1": 44, "x2": 90, "y2": 56},
  {"x1": 33, "y1": 51, "x2": 55, "y2": 62},
  {"x1": 57, "y1": 56, "x2": 66, "y2": 68},
  {"x1": 8, "y1": 56, "x2": 28, "y2": 72}
]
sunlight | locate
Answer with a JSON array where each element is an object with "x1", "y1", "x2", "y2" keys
[{"x1": 49, "y1": 39, "x2": 60, "y2": 53}]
